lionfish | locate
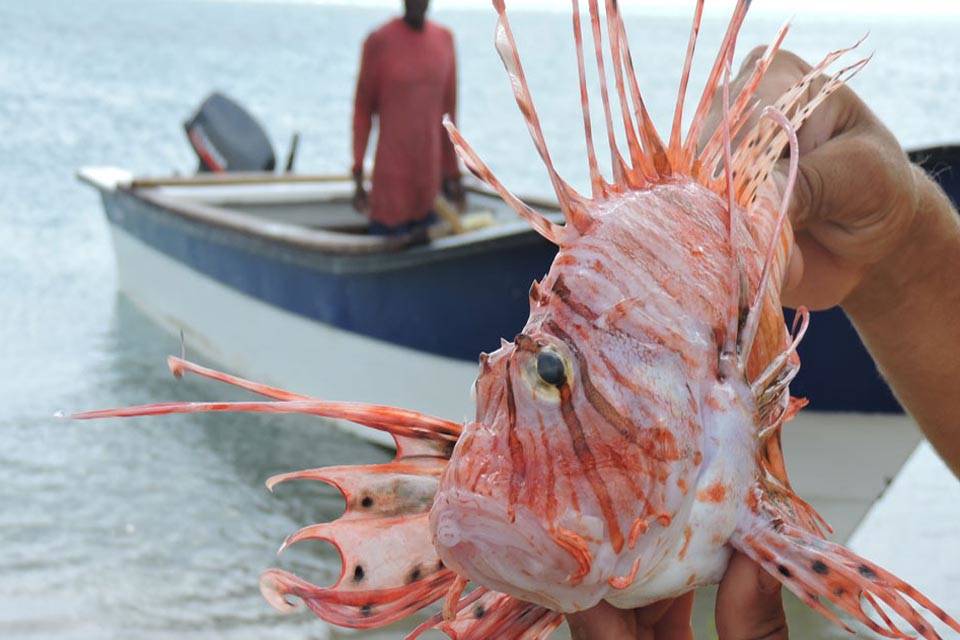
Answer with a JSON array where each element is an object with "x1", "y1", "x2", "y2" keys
[{"x1": 76, "y1": 1, "x2": 960, "y2": 638}]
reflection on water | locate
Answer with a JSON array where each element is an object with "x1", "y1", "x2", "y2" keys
[{"x1": 2, "y1": 0, "x2": 959, "y2": 638}]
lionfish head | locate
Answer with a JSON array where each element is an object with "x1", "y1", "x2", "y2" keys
[{"x1": 429, "y1": 303, "x2": 697, "y2": 612}]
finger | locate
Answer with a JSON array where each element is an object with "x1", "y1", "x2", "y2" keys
[
  {"x1": 782, "y1": 239, "x2": 804, "y2": 295},
  {"x1": 568, "y1": 601, "x2": 638, "y2": 640},
  {"x1": 784, "y1": 128, "x2": 888, "y2": 232},
  {"x1": 781, "y1": 233, "x2": 864, "y2": 311},
  {"x1": 716, "y1": 552, "x2": 788, "y2": 640},
  {"x1": 632, "y1": 597, "x2": 676, "y2": 629},
  {"x1": 651, "y1": 592, "x2": 695, "y2": 639}
]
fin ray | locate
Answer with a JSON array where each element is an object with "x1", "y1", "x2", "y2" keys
[
  {"x1": 260, "y1": 566, "x2": 455, "y2": 629},
  {"x1": 735, "y1": 518, "x2": 960, "y2": 639},
  {"x1": 492, "y1": 0, "x2": 583, "y2": 211},
  {"x1": 73, "y1": 398, "x2": 460, "y2": 442},
  {"x1": 444, "y1": 118, "x2": 577, "y2": 240}
]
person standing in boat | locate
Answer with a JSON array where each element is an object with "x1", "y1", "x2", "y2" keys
[{"x1": 351, "y1": 0, "x2": 464, "y2": 238}]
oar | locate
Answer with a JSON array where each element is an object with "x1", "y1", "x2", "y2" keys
[{"x1": 434, "y1": 195, "x2": 465, "y2": 234}]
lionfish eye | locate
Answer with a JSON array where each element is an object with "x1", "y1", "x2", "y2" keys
[{"x1": 536, "y1": 351, "x2": 566, "y2": 387}]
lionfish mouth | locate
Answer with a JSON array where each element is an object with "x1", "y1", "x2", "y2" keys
[{"x1": 430, "y1": 486, "x2": 609, "y2": 613}]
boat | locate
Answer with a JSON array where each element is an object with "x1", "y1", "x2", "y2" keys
[
  {"x1": 76, "y1": 92, "x2": 959, "y2": 541},
  {"x1": 77, "y1": 167, "x2": 560, "y2": 448}
]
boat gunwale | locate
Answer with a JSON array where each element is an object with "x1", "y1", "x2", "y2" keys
[
  {"x1": 81, "y1": 167, "x2": 559, "y2": 260},
  {"x1": 124, "y1": 171, "x2": 562, "y2": 210},
  {"x1": 102, "y1": 183, "x2": 559, "y2": 273}
]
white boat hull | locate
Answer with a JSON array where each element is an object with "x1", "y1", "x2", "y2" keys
[{"x1": 110, "y1": 224, "x2": 479, "y2": 449}]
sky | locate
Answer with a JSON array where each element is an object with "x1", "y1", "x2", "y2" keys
[{"x1": 288, "y1": 0, "x2": 960, "y2": 17}]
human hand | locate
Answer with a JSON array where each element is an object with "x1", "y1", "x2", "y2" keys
[
  {"x1": 566, "y1": 553, "x2": 786, "y2": 639},
  {"x1": 442, "y1": 176, "x2": 466, "y2": 211},
  {"x1": 567, "y1": 592, "x2": 695, "y2": 640},
  {"x1": 727, "y1": 48, "x2": 926, "y2": 311},
  {"x1": 715, "y1": 552, "x2": 788, "y2": 639},
  {"x1": 352, "y1": 172, "x2": 369, "y2": 213}
]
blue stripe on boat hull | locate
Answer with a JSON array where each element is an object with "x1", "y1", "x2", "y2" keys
[{"x1": 104, "y1": 189, "x2": 556, "y2": 363}]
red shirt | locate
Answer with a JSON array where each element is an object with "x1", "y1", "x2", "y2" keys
[{"x1": 352, "y1": 18, "x2": 460, "y2": 227}]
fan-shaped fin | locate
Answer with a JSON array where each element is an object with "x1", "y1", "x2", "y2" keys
[
  {"x1": 408, "y1": 587, "x2": 563, "y2": 640},
  {"x1": 737, "y1": 106, "x2": 799, "y2": 362},
  {"x1": 609, "y1": 2, "x2": 667, "y2": 177},
  {"x1": 719, "y1": 56, "x2": 741, "y2": 368},
  {"x1": 585, "y1": 0, "x2": 629, "y2": 185},
  {"x1": 262, "y1": 450, "x2": 455, "y2": 627},
  {"x1": 277, "y1": 513, "x2": 445, "y2": 589},
  {"x1": 746, "y1": 303, "x2": 826, "y2": 540},
  {"x1": 260, "y1": 566, "x2": 456, "y2": 629},
  {"x1": 601, "y1": 0, "x2": 646, "y2": 183},
  {"x1": 267, "y1": 461, "x2": 444, "y2": 518},
  {"x1": 734, "y1": 517, "x2": 960, "y2": 640},
  {"x1": 167, "y1": 355, "x2": 305, "y2": 400},
  {"x1": 752, "y1": 307, "x2": 809, "y2": 401},
  {"x1": 73, "y1": 356, "x2": 464, "y2": 629}
]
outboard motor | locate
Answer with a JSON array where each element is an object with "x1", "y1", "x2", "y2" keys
[{"x1": 185, "y1": 92, "x2": 276, "y2": 172}]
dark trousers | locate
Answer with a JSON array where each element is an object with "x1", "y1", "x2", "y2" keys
[{"x1": 368, "y1": 211, "x2": 439, "y2": 239}]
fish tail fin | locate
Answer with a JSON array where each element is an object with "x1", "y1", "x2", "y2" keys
[
  {"x1": 733, "y1": 513, "x2": 960, "y2": 639},
  {"x1": 407, "y1": 587, "x2": 563, "y2": 640}
]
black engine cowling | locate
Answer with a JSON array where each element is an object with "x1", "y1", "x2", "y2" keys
[{"x1": 184, "y1": 92, "x2": 276, "y2": 173}]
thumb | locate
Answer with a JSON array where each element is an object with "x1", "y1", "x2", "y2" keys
[
  {"x1": 773, "y1": 154, "x2": 817, "y2": 233},
  {"x1": 776, "y1": 130, "x2": 889, "y2": 234},
  {"x1": 716, "y1": 552, "x2": 788, "y2": 640}
]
